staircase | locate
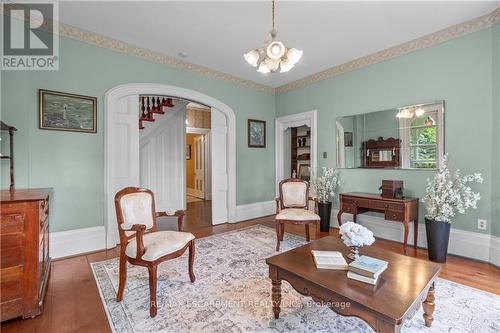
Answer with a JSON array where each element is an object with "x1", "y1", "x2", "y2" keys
[{"x1": 139, "y1": 96, "x2": 175, "y2": 130}]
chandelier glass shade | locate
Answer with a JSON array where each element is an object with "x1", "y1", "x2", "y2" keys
[{"x1": 244, "y1": 1, "x2": 302, "y2": 73}]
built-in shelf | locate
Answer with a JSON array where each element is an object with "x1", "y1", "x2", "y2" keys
[
  {"x1": 290, "y1": 126, "x2": 311, "y2": 180},
  {"x1": 0, "y1": 156, "x2": 11, "y2": 159}
]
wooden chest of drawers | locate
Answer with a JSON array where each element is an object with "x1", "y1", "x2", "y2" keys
[{"x1": 1, "y1": 188, "x2": 52, "y2": 321}]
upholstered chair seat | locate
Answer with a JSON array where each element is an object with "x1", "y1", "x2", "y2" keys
[
  {"x1": 276, "y1": 208, "x2": 320, "y2": 221},
  {"x1": 275, "y1": 178, "x2": 320, "y2": 251},
  {"x1": 114, "y1": 187, "x2": 195, "y2": 318},
  {"x1": 125, "y1": 231, "x2": 195, "y2": 261}
]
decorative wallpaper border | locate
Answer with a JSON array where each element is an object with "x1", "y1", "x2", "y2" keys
[
  {"x1": 57, "y1": 23, "x2": 276, "y2": 94},
  {"x1": 2, "y1": 5, "x2": 498, "y2": 94},
  {"x1": 276, "y1": 7, "x2": 500, "y2": 94}
]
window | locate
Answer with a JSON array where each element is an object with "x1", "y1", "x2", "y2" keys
[
  {"x1": 408, "y1": 114, "x2": 437, "y2": 168},
  {"x1": 399, "y1": 103, "x2": 443, "y2": 169}
]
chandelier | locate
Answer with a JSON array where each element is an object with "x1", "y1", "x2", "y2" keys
[{"x1": 243, "y1": 0, "x2": 302, "y2": 73}]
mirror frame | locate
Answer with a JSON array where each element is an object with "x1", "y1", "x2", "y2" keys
[{"x1": 335, "y1": 100, "x2": 445, "y2": 170}]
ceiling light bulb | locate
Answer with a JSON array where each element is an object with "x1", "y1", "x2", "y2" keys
[
  {"x1": 243, "y1": 50, "x2": 259, "y2": 67},
  {"x1": 266, "y1": 41, "x2": 285, "y2": 59},
  {"x1": 280, "y1": 59, "x2": 294, "y2": 73},
  {"x1": 265, "y1": 58, "x2": 280, "y2": 71},
  {"x1": 257, "y1": 62, "x2": 271, "y2": 74},
  {"x1": 415, "y1": 108, "x2": 425, "y2": 117},
  {"x1": 287, "y1": 48, "x2": 303, "y2": 65}
]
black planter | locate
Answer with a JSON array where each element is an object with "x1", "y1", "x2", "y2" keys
[
  {"x1": 425, "y1": 218, "x2": 451, "y2": 263},
  {"x1": 318, "y1": 201, "x2": 332, "y2": 232}
]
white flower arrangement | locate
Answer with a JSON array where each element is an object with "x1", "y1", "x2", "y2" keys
[
  {"x1": 422, "y1": 154, "x2": 483, "y2": 223},
  {"x1": 310, "y1": 167, "x2": 339, "y2": 203},
  {"x1": 339, "y1": 222, "x2": 375, "y2": 248}
]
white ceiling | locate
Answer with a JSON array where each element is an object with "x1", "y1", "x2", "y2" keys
[{"x1": 59, "y1": 1, "x2": 499, "y2": 88}]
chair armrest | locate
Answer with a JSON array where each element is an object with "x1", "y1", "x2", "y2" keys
[
  {"x1": 308, "y1": 197, "x2": 319, "y2": 214},
  {"x1": 156, "y1": 210, "x2": 186, "y2": 231},
  {"x1": 129, "y1": 224, "x2": 146, "y2": 260},
  {"x1": 275, "y1": 197, "x2": 281, "y2": 214},
  {"x1": 156, "y1": 210, "x2": 185, "y2": 217}
]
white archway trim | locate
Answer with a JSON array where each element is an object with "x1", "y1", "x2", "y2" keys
[
  {"x1": 105, "y1": 83, "x2": 236, "y2": 248},
  {"x1": 275, "y1": 110, "x2": 318, "y2": 194}
]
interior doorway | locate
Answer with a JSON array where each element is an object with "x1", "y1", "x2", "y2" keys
[
  {"x1": 104, "y1": 83, "x2": 236, "y2": 248},
  {"x1": 185, "y1": 103, "x2": 212, "y2": 229},
  {"x1": 275, "y1": 110, "x2": 317, "y2": 194}
]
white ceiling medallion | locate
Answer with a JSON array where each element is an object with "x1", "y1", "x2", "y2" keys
[{"x1": 243, "y1": 0, "x2": 302, "y2": 74}]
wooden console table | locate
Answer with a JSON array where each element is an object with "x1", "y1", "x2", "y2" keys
[{"x1": 337, "y1": 192, "x2": 419, "y2": 254}]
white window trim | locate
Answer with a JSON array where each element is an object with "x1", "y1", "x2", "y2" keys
[{"x1": 398, "y1": 103, "x2": 444, "y2": 169}]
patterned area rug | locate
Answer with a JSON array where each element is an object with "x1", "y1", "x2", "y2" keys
[{"x1": 91, "y1": 225, "x2": 500, "y2": 333}]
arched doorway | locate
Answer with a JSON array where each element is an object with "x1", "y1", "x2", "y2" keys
[{"x1": 104, "y1": 83, "x2": 236, "y2": 248}]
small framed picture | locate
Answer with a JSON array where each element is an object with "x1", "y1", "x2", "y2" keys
[
  {"x1": 298, "y1": 164, "x2": 310, "y2": 181},
  {"x1": 186, "y1": 144, "x2": 192, "y2": 160},
  {"x1": 248, "y1": 119, "x2": 266, "y2": 148},
  {"x1": 39, "y1": 89, "x2": 97, "y2": 133},
  {"x1": 344, "y1": 132, "x2": 353, "y2": 147}
]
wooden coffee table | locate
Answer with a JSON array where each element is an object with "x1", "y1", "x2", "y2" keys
[{"x1": 266, "y1": 236, "x2": 441, "y2": 333}]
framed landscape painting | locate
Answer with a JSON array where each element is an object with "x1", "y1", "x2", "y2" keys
[
  {"x1": 39, "y1": 89, "x2": 97, "y2": 133},
  {"x1": 248, "y1": 119, "x2": 266, "y2": 148}
]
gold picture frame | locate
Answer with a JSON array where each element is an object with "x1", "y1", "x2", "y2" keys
[{"x1": 39, "y1": 89, "x2": 97, "y2": 133}]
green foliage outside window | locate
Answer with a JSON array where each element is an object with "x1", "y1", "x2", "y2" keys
[{"x1": 409, "y1": 116, "x2": 437, "y2": 168}]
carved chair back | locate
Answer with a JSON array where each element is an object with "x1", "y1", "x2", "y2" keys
[
  {"x1": 278, "y1": 178, "x2": 309, "y2": 210},
  {"x1": 115, "y1": 187, "x2": 158, "y2": 245}
]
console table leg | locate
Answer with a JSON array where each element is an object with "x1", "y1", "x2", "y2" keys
[
  {"x1": 272, "y1": 279, "x2": 282, "y2": 319},
  {"x1": 422, "y1": 282, "x2": 436, "y2": 327},
  {"x1": 414, "y1": 219, "x2": 418, "y2": 249},
  {"x1": 403, "y1": 221, "x2": 409, "y2": 255}
]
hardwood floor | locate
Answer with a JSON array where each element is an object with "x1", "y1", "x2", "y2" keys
[{"x1": 2, "y1": 216, "x2": 499, "y2": 333}]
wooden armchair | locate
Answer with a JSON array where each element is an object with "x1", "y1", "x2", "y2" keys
[
  {"x1": 275, "y1": 178, "x2": 320, "y2": 251},
  {"x1": 114, "y1": 187, "x2": 195, "y2": 317}
]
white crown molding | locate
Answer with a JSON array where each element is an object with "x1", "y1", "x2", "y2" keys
[{"x1": 276, "y1": 7, "x2": 500, "y2": 94}]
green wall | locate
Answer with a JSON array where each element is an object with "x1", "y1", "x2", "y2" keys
[
  {"x1": 1, "y1": 35, "x2": 276, "y2": 232},
  {"x1": 277, "y1": 26, "x2": 497, "y2": 235},
  {"x1": 1, "y1": 21, "x2": 498, "y2": 237},
  {"x1": 492, "y1": 23, "x2": 500, "y2": 237}
]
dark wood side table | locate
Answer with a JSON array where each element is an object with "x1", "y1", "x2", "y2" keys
[
  {"x1": 266, "y1": 236, "x2": 441, "y2": 333},
  {"x1": 337, "y1": 192, "x2": 419, "y2": 254}
]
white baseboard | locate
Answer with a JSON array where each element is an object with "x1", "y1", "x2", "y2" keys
[
  {"x1": 333, "y1": 209, "x2": 497, "y2": 265},
  {"x1": 187, "y1": 187, "x2": 204, "y2": 199},
  {"x1": 235, "y1": 200, "x2": 275, "y2": 222},
  {"x1": 50, "y1": 226, "x2": 106, "y2": 259},
  {"x1": 490, "y1": 236, "x2": 500, "y2": 267}
]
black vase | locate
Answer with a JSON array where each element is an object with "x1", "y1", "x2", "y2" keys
[
  {"x1": 318, "y1": 202, "x2": 332, "y2": 232},
  {"x1": 425, "y1": 218, "x2": 451, "y2": 263}
]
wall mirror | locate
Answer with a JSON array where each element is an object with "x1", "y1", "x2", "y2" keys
[{"x1": 336, "y1": 101, "x2": 444, "y2": 170}]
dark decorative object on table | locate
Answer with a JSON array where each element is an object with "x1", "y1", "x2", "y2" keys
[
  {"x1": 425, "y1": 218, "x2": 451, "y2": 263},
  {"x1": 318, "y1": 201, "x2": 332, "y2": 232},
  {"x1": 379, "y1": 180, "x2": 404, "y2": 198}
]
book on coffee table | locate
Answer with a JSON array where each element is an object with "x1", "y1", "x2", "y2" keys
[
  {"x1": 348, "y1": 255, "x2": 388, "y2": 279},
  {"x1": 311, "y1": 250, "x2": 348, "y2": 270},
  {"x1": 347, "y1": 271, "x2": 380, "y2": 285}
]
